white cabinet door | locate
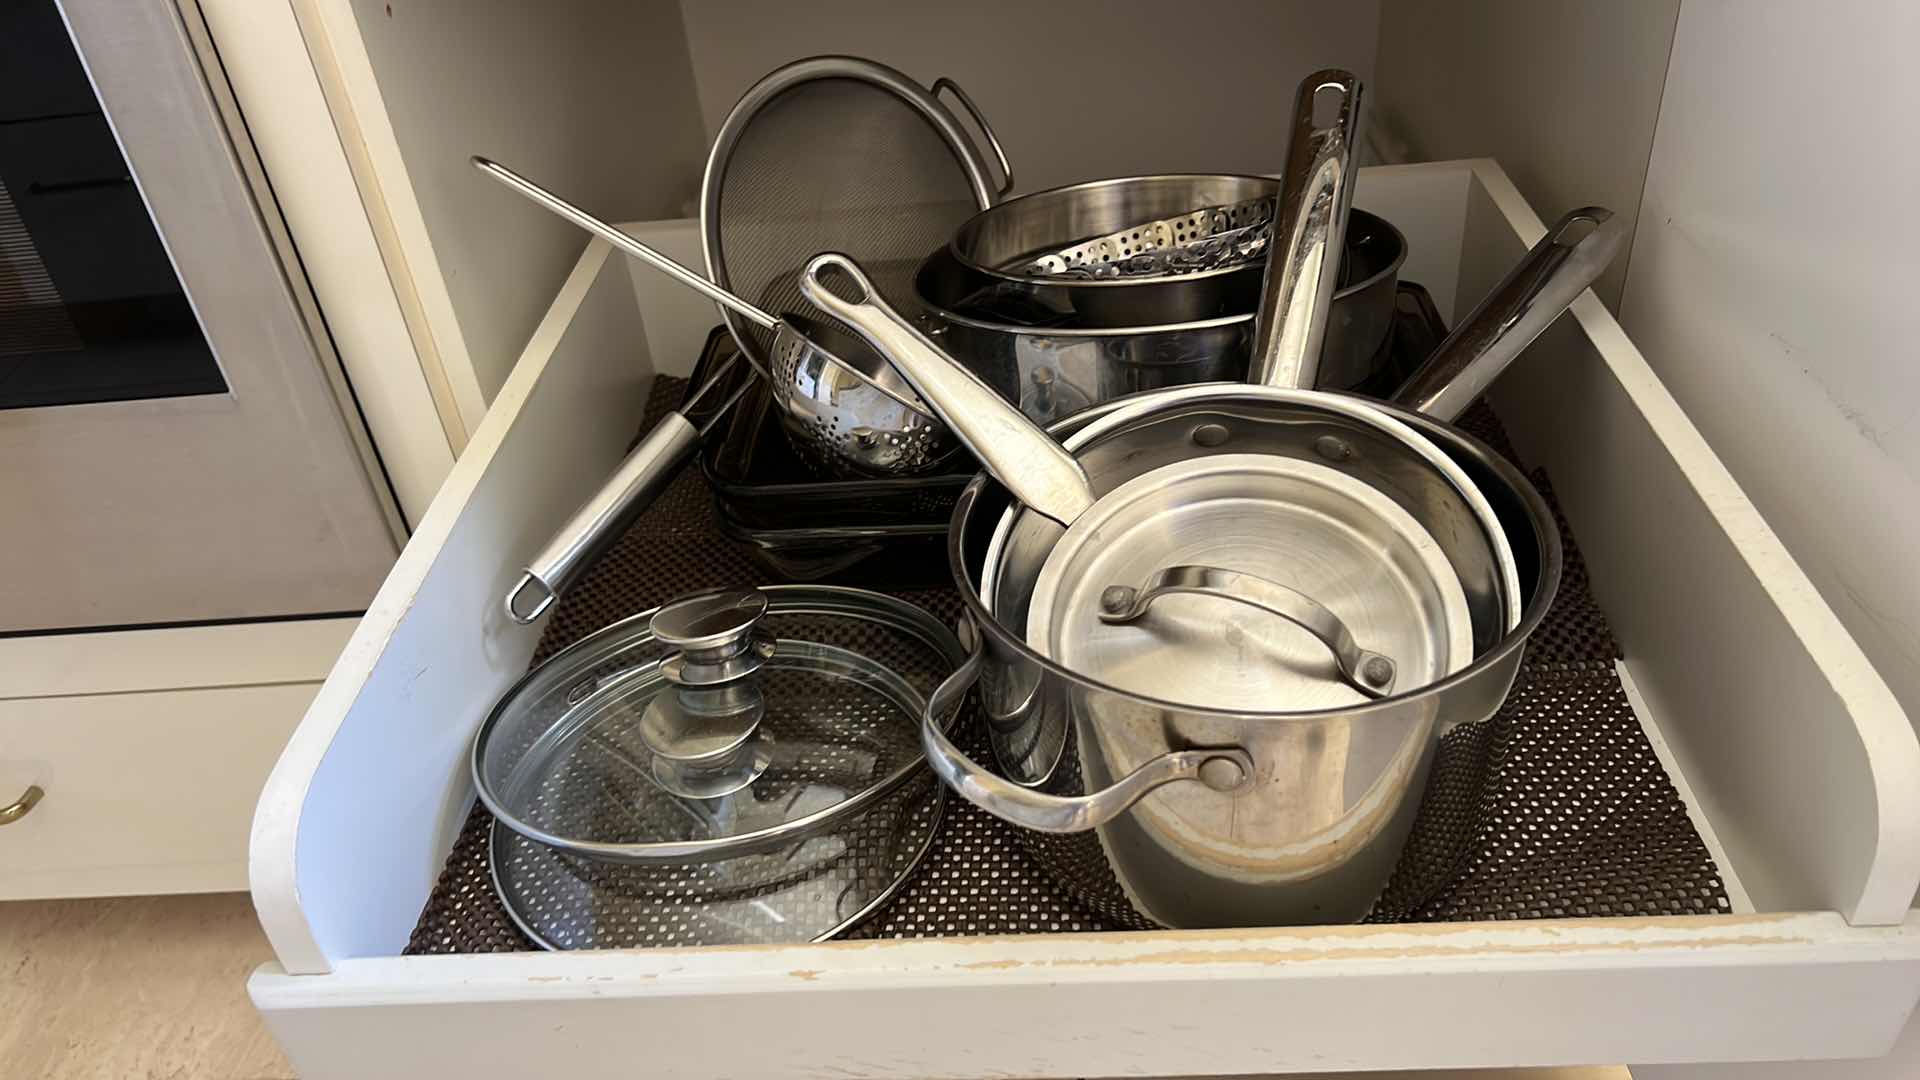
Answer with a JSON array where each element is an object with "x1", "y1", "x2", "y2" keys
[{"x1": 0, "y1": 0, "x2": 397, "y2": 631}]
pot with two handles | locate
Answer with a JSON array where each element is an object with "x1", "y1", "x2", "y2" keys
[{"x1": 806, "y1": 189, "x2": 1623, "y2": 924}]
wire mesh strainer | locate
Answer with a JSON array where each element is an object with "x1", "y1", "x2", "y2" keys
[{"x1": 702, "y1": 56, "x2": 1009, "y2": 408}]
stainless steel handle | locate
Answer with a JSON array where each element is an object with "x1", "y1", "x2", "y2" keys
[
  {"x1": 1249, "y1": 69, "x2": 1364, "y2": 390},
  {"x1": 799, "y1": 252, "x2": 1095, "y2": 527},
  {"x1": 932, "y1": 77, "x2": 1013, "y2": 197},
  {"x1": 1097, "y1": 565, "x2": 1396, "y2": 698},
  {"x1": 0, "y1": 785, "x2": 44, "y2": 825},
  {"x1": 919, "y1": 631, "x2": 1253, "y2": 834},
  {"x1": 473, "y1": 156, "x2": 781, "y2": 336},
  {"x1": 1394, "y1": 206, "x2": 1626, "y2": 422},
  {"x1": 506, "y1": 412, "x2": 701, "y2": 623}
]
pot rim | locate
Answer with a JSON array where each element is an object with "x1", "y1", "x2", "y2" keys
[
  {"x1": 946, "y1": 396, "x2": 1564, "y2": 724},
  {"x1": 947, "y1": 172, "x2": 1406, "y2": 295},
  {"x1": 920, "y1": 209, "x2": 1406, "y2": 338}
]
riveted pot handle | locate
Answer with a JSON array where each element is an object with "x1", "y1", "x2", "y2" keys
[{"x1": 919, "y1": 617, "x2": 1254, "y2": 834}]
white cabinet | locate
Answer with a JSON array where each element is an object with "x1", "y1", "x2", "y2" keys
[
  {"x1": 0, "y1": 620, "x2": 355, "y2": 899},
  {"x1": 246, "y1": 160, "x2": 1920, "y2": 1078}
]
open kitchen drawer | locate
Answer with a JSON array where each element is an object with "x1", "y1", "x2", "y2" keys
[{"x1": 247, "y1": 160, "x2": 1920, "y2": 1078}]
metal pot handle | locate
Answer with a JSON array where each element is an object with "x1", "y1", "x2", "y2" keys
[
  {"x1": 919, "y1": 618, "x2": 1254, "y2": 834},
  {"x1": 799, "y1": 252, "x2": 1095, "y2": 527},
  {"x1": 931, "y1": 77, "x2": 1013, "y2": 198},
  {"x1": 1096, "y1": 565, "x2": 1397, "y2": 698},
  {"x1": 1249, "y1": 69, "x2": 1364, "y2": 390},
  {"x1": 1392, "y1": 205, "x2": 1626, "y2": 422}
]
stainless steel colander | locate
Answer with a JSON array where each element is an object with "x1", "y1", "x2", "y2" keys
[{"x1": 476, "y1": 160, "x2": 959, "y2": 622}]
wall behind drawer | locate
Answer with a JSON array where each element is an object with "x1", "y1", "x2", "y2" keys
[
  {"x1": 1369, "y1": 0, "x2": 1681, "y2": 312},
  {"x1": 676, "y1": 0, "x2": 1382, "y2": 196}
]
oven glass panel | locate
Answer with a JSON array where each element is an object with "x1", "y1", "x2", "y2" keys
[{"x1": 0, "y1": 0, "x2": 227, "y2": 409}]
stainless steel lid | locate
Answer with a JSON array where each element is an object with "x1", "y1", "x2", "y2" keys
[
  {"x1": 1027, "y1": 453, "x2": 1474, "y2": 712},
  {"x1": 472, "y1": 585, "x2": 964, "y2": 864}
]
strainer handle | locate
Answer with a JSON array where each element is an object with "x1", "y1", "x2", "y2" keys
[
  {"x1": 932, "y1": 77, "x2": 1013, "y2": 198},
  {"x1": 473, "y1": 156, "x2": 782, "y2": 335},
  {"x1": 918, "y1": 621, "x2": 1254, "y2": 834},
  {"x1": 799, "y1": 252, "x2": 1095, "y2": 527}
]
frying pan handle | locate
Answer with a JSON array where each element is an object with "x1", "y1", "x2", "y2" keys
[
  {"x1": 505, "y1": 412, "x2": 702, "y2": 623},
  {"x1": 1097, "y1": 565, "x2": 1397, "y2": 698},
  {"x1": 919, "y1": 619, "x2": 1255, "y2": 834},
  {"x1": 505, "y1": 359, "x2": 751, "y2": 623},
  {"x1": 799, "y1": 252, "x2": 1095, "y2": 527},
  {"x1": 1249, "y1": 69, "x2": 1364, "y2": 390},
  {"x1": 932, "y1": 77, "x2": 1013, "y2": 198},
  {"x1": 1393, "y1": 206, "x2": 1627, "y2": 422}
]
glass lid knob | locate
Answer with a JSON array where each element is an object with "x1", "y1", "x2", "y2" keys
[{"x1": 652, "y1": 589, "x2": 775, "y2": 686}]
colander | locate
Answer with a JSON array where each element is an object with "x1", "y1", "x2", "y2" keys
[{"x1": 475, "y1": 159, "x2": 957, "y2": 622}]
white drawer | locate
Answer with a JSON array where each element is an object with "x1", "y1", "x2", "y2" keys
[
  {"x1": 246, "y1": 161, "x2": 1920, "y2": 1079},
  {"x1": 0, "y1": 620, "x2": 351, "y2": 899}
]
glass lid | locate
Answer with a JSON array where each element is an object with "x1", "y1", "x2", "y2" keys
[
  {"x1": 490, "y1": 772, "x2": 943, "y2": 950},
  {"x1": 473, "y1": 586, "x2": 963, "y2": 863}
]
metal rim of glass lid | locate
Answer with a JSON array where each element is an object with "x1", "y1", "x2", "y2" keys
[
  {"x1": 488, "y1": 772, "x2": 944, "y2": 950},
  {"x1": 701, "y1": 56, "x2": 1008, "y2": 388},
  {"x1": 471, "y1": 585, "x2": 966, "y2": 865}
]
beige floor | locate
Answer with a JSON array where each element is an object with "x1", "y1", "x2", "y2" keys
[
  {"x1": 0, "y1": 891, "x2": 1630, "y2": 1080},
  {"x1": 1, "y1": 892, "x2": 290, "y2": 1080}
]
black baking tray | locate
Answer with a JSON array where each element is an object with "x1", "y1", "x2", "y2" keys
[{"x1": 687, "y1": 327, "x2": 973, "y2": 585}]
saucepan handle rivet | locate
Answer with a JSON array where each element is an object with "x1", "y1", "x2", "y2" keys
[{"x1": 1191, "y1": 423, "x2": 1231, "y2": 447}]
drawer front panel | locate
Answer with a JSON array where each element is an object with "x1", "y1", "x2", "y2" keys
[{"x1": 0, "y1": 682, "x2": 316, "y2": 899}]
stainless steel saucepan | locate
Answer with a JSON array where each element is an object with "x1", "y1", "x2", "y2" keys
[
  {"x1": 919, "y1": 71, "x2": 1404, "y2": 417},
  {"x1": 803, "y1": 203, "x2": 1624, "y2": 928}
]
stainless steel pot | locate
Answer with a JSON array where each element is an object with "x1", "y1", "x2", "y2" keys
[
  {"x1": 915, "y1": 208, "x2": 1405, "y2": 422},
  {"x1": 929, "y1": 400, "x2": 1562, "y2": 926}
]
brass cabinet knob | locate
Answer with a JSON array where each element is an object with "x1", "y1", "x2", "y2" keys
[{"x1": 0, "y1": 785, "x2": 44, "y2": 825}]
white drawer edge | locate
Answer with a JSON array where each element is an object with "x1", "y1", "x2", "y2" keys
[
  {"x1": 250, "y1": 236, "x2": 630, "y2": 976},
  {"x1": 1460, "y1": 157, "x2": 1920, "y2": 925},
  {"x1": 249, "y1": 912, "x2": 1920, "y2": 1078},
  {"x1": 1620, "y1": 659, "x2": 1756, "y2": 915},
  {"x1": 0, "y1": 618, "x2": 358, "y2": 700}
]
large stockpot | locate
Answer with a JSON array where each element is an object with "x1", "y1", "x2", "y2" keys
[
  {"x1": 927, "y1": 395, "x2": 1563, "y2": 927},
  {"x1": 917, "y1": 207, "x2": 1407, "y2": 422}
]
